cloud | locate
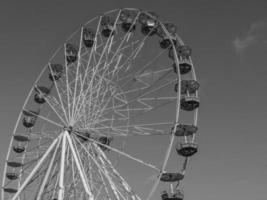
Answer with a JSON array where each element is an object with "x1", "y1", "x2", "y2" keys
[
  {"x1": 233, "y1": 35, "x2": 256, "y2": 54},
  {"x1": 233, "y1": 21, "x2": 267, "y2": 57}
]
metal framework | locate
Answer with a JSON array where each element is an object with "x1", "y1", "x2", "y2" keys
[{"x1": 1, "y1": 8, "x2": 199, "y2": 200}]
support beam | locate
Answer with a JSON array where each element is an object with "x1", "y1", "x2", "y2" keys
[
  {"x1": 36, "y1": 136, "x2": 61, "y2": 200},
  {"x1": 58, "y1": 132, "x2": 67, "y2": 200},
  {"x1": 11, "y1": 134, "x2": 62, "y2": 200},
  {"x1": 65, "y1": 133, "x2": 94, "y2": 200}
]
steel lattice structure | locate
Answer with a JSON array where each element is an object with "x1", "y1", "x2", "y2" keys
[{"x1": 2, "y1": 8, "x2": 200, "y2": 200}]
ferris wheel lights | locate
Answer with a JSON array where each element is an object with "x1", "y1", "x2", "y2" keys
[
  {"x1": 180, "y1": 97, "x2": 200, "y2": 111},
  {"x1": 176, "y1": 142, "x2": 198, "y2": 157},
  {"x1": 3, "y1": 188, "x2": 17, "y2": 194},
  {"x1": 6, "y1": 173, "x2": 18, "y2": 180},
  {"x1": 160, "y1": 172, "x2": 184, "y2": 182},
  {"x1": 48, "y1": 64, "x2": 64, "y2": 81},
  {"x1": 83, "y1": 28, "x2": 95, "y2": 48},
  {"x1": 12, "y1": 146, "x2": 25, "y2": 153},
  {"x1": 22, "y1": 109, "x2": 39, "y2": 128},
  {"x1": 173, "y1": 62, "x2": 192, "y2": 75},
  {"x1": 65, "y1": 43, "x2": 78, "y2": 64}
]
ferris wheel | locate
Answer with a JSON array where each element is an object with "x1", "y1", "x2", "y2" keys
[{"x1": 1, "y1": 8, "x2": 200, "y2": 200}]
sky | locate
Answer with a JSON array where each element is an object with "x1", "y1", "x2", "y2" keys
[{"x1": 1, "y1": 0, "x2": 267, "y2": 200}]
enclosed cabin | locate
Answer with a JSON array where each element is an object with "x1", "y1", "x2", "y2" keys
[
  {"x1": 6, "y1": 172, "x2": 18, "y2": 180},
  {"x1": 101, "y1": 15, "x2": 116, "y2": 38},
  {"x1": 65, "y1": 43, "x2": 78, "y2": 64},
  {"x1": 12, "y1": 135, "x2": 29, "y2": 153},
  {"x1": 177, "y1": 45, "x2": 192, "y2": 60},
  {"x1": 169, "y1": 45, "x2": 193, "y2": 75},
  {"x1": 169, "y1": 45, "x2": 192, "y2": 60},
  {"x1": 161, "y1": 190, "x2": 184, "y2": 200},
  {"x1": 3, "y1": 188, "x2": 18, "y2": 194},
  {"x1": 83, "y1": 28, "x2": 95, "y2": 48},
  {"x1": 98, "y1": 136, "x2": 113, "y2": 151},
  {"x1": 13, "y1": 145, "x2": 25, "y2": 153},
  {"x1": 7, "y1": 161, "x2": 23, "y2": 168},
  {"x1": 22, "y1": 109, "x2": 39, "y2": 128},
  {"x1": 157, "y1": 23, "x2": 177, "y2": 49},
  {"x1": 175, "y1": 80, "x2": 200, "y2": 94},
  {"x1": 174, "y1": 80, "x2": 200, "y2": 111},
  {"x1": 48, "y1": 64, "x2": 64, "y2": 81},
  {"x1": 119, "y1": 9, "x2": 136, "y2": 32},
  {"x1": 173, "y1": 62, "x2": 192, "y2": 75},
  {"x1": 176, "y1": 142, "x2": 198, "y2": 157},
  {"x1": 34, "y1": 85, "x2": 50, "y2": 104},
  {"x1": 160, "y1": 172, "x2": 184, "y2": 182},
  {"x1": 180, "y1": 96, "x2": 199, "y2": 111},
  {"x1": 139, "y1": 11, "x2": 158, "y2": 36},
  {"x1": 173, "y1": 124, "x2": 198, "y2": 137},
  {"x1": 76, "y1": 131, "x2": 91, "y2": 143}
]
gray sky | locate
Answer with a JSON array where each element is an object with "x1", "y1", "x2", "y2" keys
[{"x1": 1, "y1": 0, "x2": 267, "y2": 200}]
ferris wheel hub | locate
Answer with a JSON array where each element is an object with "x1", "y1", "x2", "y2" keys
[{"x1": 64, "y1": 126, "x2": 73, "y2": 134}]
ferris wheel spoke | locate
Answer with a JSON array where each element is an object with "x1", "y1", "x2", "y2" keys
[
  {"x1": 91, "y1": 69, "x2": 172, "y2": 125},
  {"x1": 74, "y1": 133, "x2": 160, "y2": 171},
  {"x1": 93, "y1": 144, "x2": 136, "y2": 197},
  {"x1": 107, "y1": 11, "x2": 141, "y2": 69},
  {"x1": 94, "y1": 153, "x2": 133, "y2": 200},
  {"x1": 116, "y1": 67, "x2": 172, "y2": 93},
  {"x1": 72, "y1": 48, "x2": 105, "y2": 121},
  {"x1": 64, "y1": 45, "x2": 72, "y2": 122},
  {"x1": 84, "y1": 68, "x2": 173, "y2": 125},
  {"x1": 40, "y1": 162, "x2": 60, "y2": 200},
  {"x1": 90, "y1": 122, "x2": 173, "y2": 136},
  {"x1": 97, "y1": 168, "x2": 112, "y2": 200},
  {"x1": 71, "y1": 26, "x2": 85, "y2": 124},
  {"x1": 34, "y1": 88, "x2": 68, "y2": 126},
  {"x1": 75, "y1": 139, "x2": 121, "y2": 200},
  {"x1": 48, "y1": 63, "x2": 69, "y2": 124},
  {"x1": 22, "y1": 109, "x2": 64, "y2": 128},
  {"x1": 117, "y1": 52, "x2": 169, "y2": 93},
  {"x1": 73, "y1": 65, "x2": 107, "y2": 122},
  {"x1": 99, "y1": 78, "x2": 176, "y2": 118}
]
